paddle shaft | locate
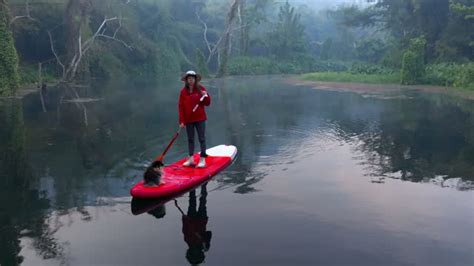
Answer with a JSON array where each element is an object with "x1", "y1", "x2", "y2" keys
[
  {"x1": 155, "y1": 127, "x2": 181, "y2": 162},
  {"x1": 193, "y1": 94, "x2": 208, "y2": 112}
]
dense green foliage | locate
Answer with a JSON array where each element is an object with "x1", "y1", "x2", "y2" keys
[
  {"x1": 228, "y1": 56, "x2": 348, "y2": 75},
  {"x1": 424, "y1": 62, "x2": 474, "y2": 89},
  {"x1": 4, "y1": 0, "x2": 473, "y2": 90},
  {"x1": 0, "y1": 1, "x2": 19, "y2": 96},
  {"x1": 350, "y1": 62, "x2": 394, "y2": 75},
  {"x1": 401, "y1": 37, "x2": 426, "y2": 85},
  {"x1": 302, "y1": 72, "x2": 400, "y2": 84},
  {"x1": 317, "y1": 0, "x2": 473, "y2": 89},
  {"x1": 267, "y1": 1, "x2": 306, "y2": 59},
  {"x1": 196, "y1": 48, "x2": 209, "y2": 78}
]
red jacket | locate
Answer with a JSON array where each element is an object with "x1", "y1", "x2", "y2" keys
[
  {"x1": 178, "y1": 85, "x2": 211, "y2": 125},
  {"x1": 182, "y1": 215, "x2": 208, "y2": 246}
]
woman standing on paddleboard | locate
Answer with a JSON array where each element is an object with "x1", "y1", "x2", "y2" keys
[{"x1": 179, "y1": 70, "x2": 211, "y2": 168}]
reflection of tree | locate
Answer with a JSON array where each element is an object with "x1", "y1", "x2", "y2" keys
[
  {"x1": 210, "y1": 77, "x2": 309, "y2": 193},
  {"x1": 315, "y1": 92, "x2": 474, "y2": 186},
  {"x1": 0, "y1": 99, "x2": 28, "y2": 179},
  {"x1": 24, "y1": 215, "x2": 66, "y2": 260},
  {"x1": 213, "y1": 78, "x2": 263, "y2": 193},
  {"x1": 363, "y1": 97, "x2": 473, "y2": 183},
  {"x1": 20, "y1": 78, "x2": 179, "y2": 210},
  {"x1": 0, "y1": 99, "x2": 64, "y2": 265}
]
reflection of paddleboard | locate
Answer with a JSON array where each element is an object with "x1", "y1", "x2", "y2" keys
[
  {"x1": 130, "y1": 145, "x2": 237, "y2": 199},
  {"x1": 131, "y1": 196, "x2": 173, "y2": 215}
]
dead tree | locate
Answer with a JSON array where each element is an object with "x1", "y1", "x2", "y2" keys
[
  {"x1": 48, "y1": 15, "x2": 130, "y2": 124},
  {"x1": 238, "y1": 0, "x2": 249, "y2": 55},
  {"x1": 47, "y1": 0, "x2": 131, "y2": 124},
  {"x1": 216, "y1": 0, "x2": 241, "y2": 78},
  {"x1": 48, "y1": 16, "x2": 131, "y2": 83},
  {"x1": 196, "y1": 0, "x2": 243, "y2": 77},
  {"x1": 48, "y1": 0, "x2": 131, "y2": 83}
]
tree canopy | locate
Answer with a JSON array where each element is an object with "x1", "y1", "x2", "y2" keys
[{"x1": 0, "y1": 0, "x2": 472, "y2": 89}]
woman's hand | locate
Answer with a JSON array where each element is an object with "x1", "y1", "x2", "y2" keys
[{"x1": 179, "y1": 123, "x2": 185, "y2": 128}]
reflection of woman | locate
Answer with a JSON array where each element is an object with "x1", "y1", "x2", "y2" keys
[{"x1": 174, "y1": 183, "x2": 212, "y2": 265}]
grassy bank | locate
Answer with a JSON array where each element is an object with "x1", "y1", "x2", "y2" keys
[
  {"x1": 301, "y1": 72, "x2": 401, "y2": 84},
  {"x1": 300, "y1": 62, "x2": 474, "y2": 91}
]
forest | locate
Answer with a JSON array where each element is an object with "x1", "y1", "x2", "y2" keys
[
  {"x1": 1, "y1": 2, "x2": 474, "y2": 265},
  {"x1": 0, "y1": 0, "x2": 473, "y2": 97}
]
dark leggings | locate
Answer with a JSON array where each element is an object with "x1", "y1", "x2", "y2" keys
[
  {"x1": 187, "y1": 183, "x2": 208, "y2": 218},
  {"x1": 186, "y1": 121, "x2": 207, "y2": 157}
]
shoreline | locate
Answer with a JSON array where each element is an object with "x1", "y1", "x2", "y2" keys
[{"x1": 287, "y1": 78, "x2": 474, "y2": 100}]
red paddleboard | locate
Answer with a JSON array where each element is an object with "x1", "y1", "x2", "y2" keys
[{"x1": 130, "y1": 145, "x2": 237, "y2": 199}]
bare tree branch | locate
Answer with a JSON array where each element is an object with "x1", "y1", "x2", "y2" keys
[
  {"x1": 196, "y1": 9, "x2": 228, "y2": 64},
  {"x1": 82, "y1": 17, "x2": 117, "y2": 52},
  {"x1": 113, "y1": 15, "x2": 122, "y2": 38},
  {"x1": 96, "y1": 33, "x2": 133, "y2": 50},
  {"x1": 78, "y1": 26, "x2": 83, "y2": 61},
  {"x1": 47, "y1": 30, "x2": 66, "y2": 78},
  {"x1": 10, "y1": 0, "x2": 36, "y2": 25},
  {"x1": 49, "y1": 16, "x2": 132, "y2": 82},
  {"x1": 38, "y1": 62, "x2": 47, "y2": 112},
  {"x1": 237, "y1": 1, "x2": 242, "y2": 26},
  {"x1": 70, "y1": 86, "x2": 88, "y2": 126},
  {"x1": 196, "y1": 10, "x2": 213, "y2": 54},
  {"x1": 82, "y1": 16, "x2": 132, "y2": 53},
  {"x1": 217, "y1": 0, "x2": 242, "y2": 77},
  {"x1": 196, "y1": 7, "x2": 251, "y2": 64}
]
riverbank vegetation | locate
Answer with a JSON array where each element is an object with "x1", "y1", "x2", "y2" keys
[{"x1": 0, "y1": 0, "x2": 472, "y2": 96}]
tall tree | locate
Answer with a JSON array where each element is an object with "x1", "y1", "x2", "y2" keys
[
  {"x1": 64, "y1": 0, "x2": 91, "y2": 67},
  {"x1": 435, "y1": 0, "x2": 474, "y2": 60},
  {"x1": 238, "y1": 0, "x2": 247, "y2": 55},
  {"x1": 267, "y1": 1, "x2": 306, "y2": 59},
  {"x1": 401, "y1": 36, "x2": 426, "y2": 84},
  {"x1": 239, "y1": 0, "x2": 273, "y2": 55},
  {"x1": 0, "y1": 0, "x2": 19, "y2": 96},
  {"x1": 216, "y1": 0, "x2": 241, "y2": 78},
  {"x1": 334, "y1": 0, "x2": 472, "y2": 62}
]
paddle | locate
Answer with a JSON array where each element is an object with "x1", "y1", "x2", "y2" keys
[
  {"x1": 155, "y1": 93, "x2": 208, "y2": 163},
  {"x1": 174, "y1": 199, "x2": 185, "y2": 215},
  {"x1": 155, "y1": 127, "x2": 182, "y2": 162},
  {"x1": 193, "y1": 94, "x2": 208, "y2": 112}
]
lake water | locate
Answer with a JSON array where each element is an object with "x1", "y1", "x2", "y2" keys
[{"x1": 1, "y1": 76, "x2": 473, "y2": 265}]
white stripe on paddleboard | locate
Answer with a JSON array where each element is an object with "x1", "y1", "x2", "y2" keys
[{"x1": 205, "y1": 145, "x2": 237, "y2": 159}]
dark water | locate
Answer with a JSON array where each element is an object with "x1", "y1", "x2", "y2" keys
[{"x1": 1, "y1": 76, "x2": 473, "y2": 266}]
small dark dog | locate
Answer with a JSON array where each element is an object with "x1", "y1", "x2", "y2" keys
[{"x1": 143, "y1": 160, "x2": 164, "y2": 186}]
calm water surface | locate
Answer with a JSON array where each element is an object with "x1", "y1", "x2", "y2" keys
[{"x1": 1, "y1": 76, "x2": 473, "y2": 265}]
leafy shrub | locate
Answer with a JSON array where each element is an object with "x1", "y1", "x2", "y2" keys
[
  {"x1": 227, "y1": 56, "x2": 348, "y2": 75},
  {"x1": 228, "y1": 57, "x2": 279, "y2": 75},
  {"x1": 455, "y1": 63, "x2": 474, "y2": 90},
  {"x1": 350, "y1": 62, "x2": 394, "y2": 75},
  {"x1": 401, "y1": 37, "x2": 426, "y2": 85},
  {"x1": 425, "y1": 63, "x2": 474, "y2": 90}
]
